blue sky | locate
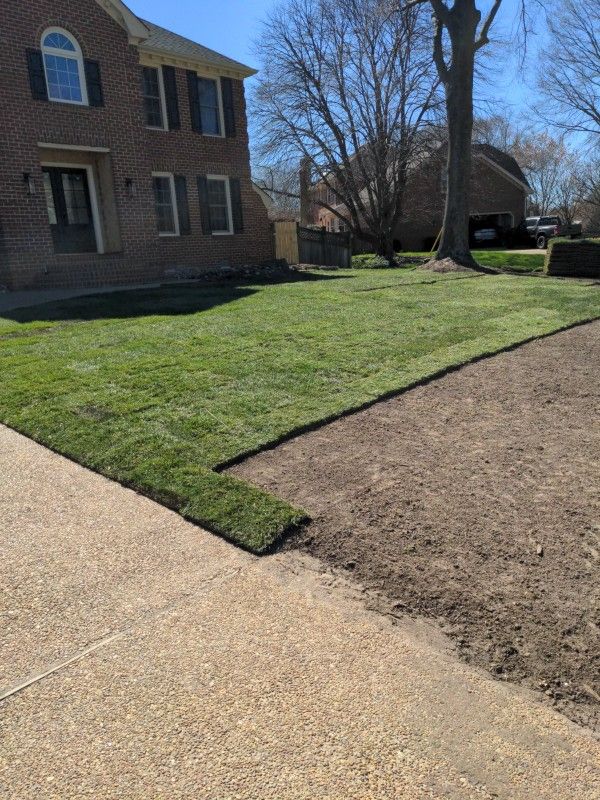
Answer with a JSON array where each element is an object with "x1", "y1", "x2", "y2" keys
[
  {"x1": 128, "y1": 0, "x2": 544, "y2": 121},
  {"x1": 127, "y1": 0, "x2": 273, "y2": 71}
]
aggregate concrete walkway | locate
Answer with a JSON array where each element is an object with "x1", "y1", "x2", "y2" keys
[{"x1": 1, "y1": 425, "x2": 599, "y2": 799}]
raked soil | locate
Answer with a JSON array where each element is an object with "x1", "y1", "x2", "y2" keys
[{"x1": 231, "y1": 320, "x2": 600, "y2": 732}]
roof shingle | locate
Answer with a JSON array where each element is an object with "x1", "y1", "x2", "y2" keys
[
  {"x1": 473, "y1": 143, "x2": 530, "y2": 189},
  {"x1": 139, "y1": 20, "x2": 256, "y2": 77}
]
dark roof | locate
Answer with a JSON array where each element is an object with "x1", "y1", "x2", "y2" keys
[
  {"x1": 139, "y1": 20, "x2": 255, "y2": 76},
  {"x1": 473, "y1": 143, "x2": 530, "y2": 189}
]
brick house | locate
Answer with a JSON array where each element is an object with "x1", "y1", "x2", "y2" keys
[
  {"x1": 312, "y1": 143, "x2": 531, "y2": 252},
  {"x1": 0, "y1": 0, "x2": 273, "y2": 290}
]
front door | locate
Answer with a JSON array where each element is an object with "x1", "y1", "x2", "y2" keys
[{"x1": 42, "y1": 167, "x2": 97, "y2": 254}]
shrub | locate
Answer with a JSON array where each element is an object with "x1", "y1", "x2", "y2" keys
[{"x1": 352, "y1": 253, "x2": 392, "y2": 269}]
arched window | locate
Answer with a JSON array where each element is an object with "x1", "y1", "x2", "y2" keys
[{"x1": 41, "y1": 28, "x2": 88, "y2": 105}]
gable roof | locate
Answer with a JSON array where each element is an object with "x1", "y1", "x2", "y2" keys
[
  {"x1": 310, "y1": 136, "x2": 531, "y2": 196},
  {"x1": 93, "y1": 0, "x2": 149, "y2": 40},
  {"x1": 94, "y1": 0, "x2": 255, "y2": 79},
  {"x1": 473, "y1": 143, "x2": 531, "y2": 192},
  {"x1": 138, "y1": 21, "x2": 256, "y2": 77}
]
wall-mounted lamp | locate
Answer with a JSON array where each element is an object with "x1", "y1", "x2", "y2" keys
[
  {"x1": 23, "y1": 172, "x2": 36, "y2": 196},
  {"x1": 125, "y1": 178, "x2": 136, "y2": 198}
]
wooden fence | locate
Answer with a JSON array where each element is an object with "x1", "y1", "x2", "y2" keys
[
  {"x1": 273, "y1": 221, "x2": 352, "y2": 268},
  {"x1": 273, "y1": 221, "x2": 299, "y2": 265}
]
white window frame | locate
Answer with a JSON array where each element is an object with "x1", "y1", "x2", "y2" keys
[
  {"x1": 196, "y1": 75, "x2": 225, "y2": 138},
  {"x1": 151, "y1": 172, "x2": 180, "y2": 237},
  {"x1": 207, "y1": 175, "x2": 233, "y2": 235},
  {"x1": 143, "y1": 66, "x2": 168, "y2": 131},
  {"x1": 41, "y1": 27, "x2": 88, "y2": 106}
]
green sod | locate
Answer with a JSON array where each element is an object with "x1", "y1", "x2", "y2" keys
[
  {"x1": 353, "y1": 250, "x2": 545, "y2": 272},
  {"x1": 0, "y1": 270, "x2": 597, "y2": 552},
  {"x1": 469, "y1": 250, "x2": 545, "y2": 272}
]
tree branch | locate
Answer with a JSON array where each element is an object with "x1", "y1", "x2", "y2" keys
[
  {"x1": 406, "y1": 0, "x2": 448, "y2": 20},
  {"x1": 432, "y1": 14, "x2": 449, "y2": 82},
  {"x1": 475, "y1": 0, "x2": 502, "y2": 50}
]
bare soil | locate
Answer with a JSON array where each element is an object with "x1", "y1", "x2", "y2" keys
[
  {"x1": 231, "y1": 322, "x2": 600, "y2": 731},
  {"x1": 420, "y1": 257, "x2": 477, "y2": 273}
]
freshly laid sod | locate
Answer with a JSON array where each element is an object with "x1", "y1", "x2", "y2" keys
[
  {"x1": 467, "y1": 250, "x2": 545, "y2": 272},
  {"x1": 353, "y1": 250, "x2": 545, "y2": 272},
  {"x1": 0, "y1": 270, "x2": 598, "y2": 552}
]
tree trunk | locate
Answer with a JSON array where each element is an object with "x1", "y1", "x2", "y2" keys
[
  {"x1": 437, "y1": 1, "x2": 480, "y2": 266},
  {"x1": 299, "y1": 157, "x2": 313, "y2": 226},
  {"x1": 375, "y1": 230, "x2": 397, "y2": 264}
]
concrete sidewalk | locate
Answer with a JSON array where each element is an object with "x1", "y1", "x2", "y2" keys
[
  {"x1": 0, "y1": 424, "x2": 598, "y2": 799},
  {"x1": 0, "y1": 283, "x2": 160, "y2": 314}
]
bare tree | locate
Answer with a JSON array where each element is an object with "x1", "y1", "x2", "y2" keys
[
  {"x1": 473, "y1": 111, "x2": 526, "y2": 155},
  {"x1": 407, "y1": 0, "x2": 529, "y2": 266},
  {"x1": 554, "y1": 165, "x2": 585, "y2": 226},
  {"x1": 580, "y1": 160, "x2": 600, "y2": 210},
  {"x1": 254, "y1": 162, "x2": 301, "y2": 220},
  {"x1": 511, "y1": 133, "x2": 587, "y2": 223},
  {"x1": 517, "y1": 133, "x2": 565, "y2": 216},
  {"x1": 252, "y1": 0, "x2": 440, "y2": 261},
  {"x1": 574, "y1": 156, "x2": 600, "y2": 234},
  {"x1": 537, "y1": 0, "x2": 600, "y2": 142}
]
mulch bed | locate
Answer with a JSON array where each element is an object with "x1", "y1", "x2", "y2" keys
[{"x1": 231, "y1": 321, "x2": 600, "y2": 732}]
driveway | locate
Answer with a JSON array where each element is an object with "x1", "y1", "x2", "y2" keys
[
  {"x1": 508, "y1": 248, "x2": 546, "y2": 254},
  {"x1": 1, "y1": 424, "x2": 599, "y2": 799}
]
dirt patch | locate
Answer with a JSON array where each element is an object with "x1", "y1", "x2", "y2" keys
[
  {"x1": 420, "y1": 257, "x2": 477, "y2": 273},
  {"x1": 231, "y1": 321, "x2": 600, "y2": 732}
]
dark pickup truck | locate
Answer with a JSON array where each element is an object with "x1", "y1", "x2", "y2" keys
[{"x1": 515, "y1": 216, "x2": 582, "y2": 249}]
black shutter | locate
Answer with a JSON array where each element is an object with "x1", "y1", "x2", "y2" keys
[
  {"x1": 26, "y1": 49, "x2": 48, "y2": 101},
  {"x1": 221, "y1": 77, "x2": 236, "y2": 138},
  {"x1": 84, "y1": 60, "x2": 104, "y2": 107},
  {"x1": 187, "y1": 71, "x2": 202, "y2": 133},
  {"x1": 229, "y1": 178, "x2": 244, "y2": 233},
  {"x1": 162, "y1": 66, "x2": 180, "y2": 130},
  {"x1": 197, "y1": 176, "x2": 212, "y2": 234},
  {"x1": 174, "y1": 175, "x2": 191, "y2": 235}
]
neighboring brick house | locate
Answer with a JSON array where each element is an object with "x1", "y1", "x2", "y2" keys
[
  {"x1": 312, "y1": 143, "x2": 531, "y2": 252},
  {"x1": 0, "y1": 0, "x2": 273, "y2": 290}
]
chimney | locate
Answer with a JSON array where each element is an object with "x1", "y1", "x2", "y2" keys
[{"x1": 299, "y1": 157, "x2": 312, "y2": 226}]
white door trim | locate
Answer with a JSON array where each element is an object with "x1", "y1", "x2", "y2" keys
[
  {"x1": 470, "y1": 210, "x2": 515, "y2": 227},
  {"x1": 40, "y1": 161, "x2": 105, "y2": 254},
  {"x1": 38, "y1": 142, "x2": 111, "y2": 153}
]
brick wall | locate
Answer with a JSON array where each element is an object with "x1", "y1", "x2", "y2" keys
[{"x1": 0, "y1": 0, "x2": 273, "y2": 290}]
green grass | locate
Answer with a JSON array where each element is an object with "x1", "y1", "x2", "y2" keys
[
  {"x1": 353, "y1": 250, "x2": 545, "y2": 272},
  {"x1": 0, "y1": 270, "x2": 598, "y2": 551}
]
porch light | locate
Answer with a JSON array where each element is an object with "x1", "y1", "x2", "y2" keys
[{"x1": 125, "y1": 178, "x2": 136, "y2": 197}]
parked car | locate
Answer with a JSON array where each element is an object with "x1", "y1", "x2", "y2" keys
[
  {"x1": 515, "y1": 216, "x2": 583, "y2": 249},
  {"x1": 470, "y1": 222, "x2": 510, "y2": 247},
  {"x1": 473, "y1": 227, "x2": 500, "y2": 244}
]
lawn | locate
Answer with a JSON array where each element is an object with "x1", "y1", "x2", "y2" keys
[
  {"x1": 0, "y1": 269, "x2": 598, "y2": 552},
  {"x1": 353, "y1": 250, "x2": 545, "y2": 272}
]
